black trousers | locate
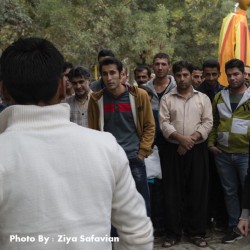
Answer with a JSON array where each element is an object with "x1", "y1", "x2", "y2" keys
[
  {"x1": 207, "y1": 151, "x2": 228, "y2": 228},
  {"x1": 148, "y1": 179, "x2": 165, "y2": 236},
  {"x1": 161, "y1": 141, "x2": 209, "y2": 239}
]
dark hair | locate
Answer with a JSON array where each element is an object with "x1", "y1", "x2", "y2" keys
[
  {"x1": 134, "y1": 65, "x2": 151, "y2": 78},
  {"x1": 172, "y1": 61, "x2": 193, "y2": 75},
  {"x1": 192, "y1": 66, "x2": 202, "y2": 71},
  {"x1": 225, "y1": 59, "x2": 245, "y2": 73},
  {"x1": 202, "y1": 59, "x2": 220, "y2": 72},
  {"x1": 67, "y1": 66, "x2": 90, "y2": 81},
  {"x1": 153, "y1": 53, "x2": 170, "y2": 64},
  {"x1": 99, "y1": 57, "x2": 123, "y2": 74},
  {"x1": 63, "y1": 62, "x2": 73, "y2": 73},
  {"x1": 0, "y1": 37, "x2": 64, "y2": 104},
  {"x1": 97, "y1": 49, "x2": 115, "y2": 61}
]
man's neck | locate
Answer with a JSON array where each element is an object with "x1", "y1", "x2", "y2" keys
[
  {"x1": 177, "y1": 86, "x2": 193, "y2": 98},
  {"x1": 75, "y1": 92, "x2": 89, "y2": 103},
  {"x1": 153, "y1": 76, "x2": 169, "y2": 86},
  {"x1": 229, "y1": 83, "x2": 248, "y2": 95},
  {"x1": 205, "y1": 81, "x2": 218, "y2": 89},
  {"x1": 108, "y1": 84, "x2": 126, "y2": 97},
  {"x1": 153, "y1": 76, "x2": 170, "y2": 93}
]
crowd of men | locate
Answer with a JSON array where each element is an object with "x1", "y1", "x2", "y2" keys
[
  {"x1": 61, "y1": 49, "x2": 250, "y2": 247},
  {"x1": 0, "y1": 38, "x2": 250, "y2": 249}
]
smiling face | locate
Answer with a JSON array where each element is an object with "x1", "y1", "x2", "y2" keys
[
  {"x1": 203, "y1": 67, "x2": 220, "y2": 87},
  {"x1": 237, "y1": 0, "x2": 250, "y2": 10},
  {"x1": 192, "y1": 70, "x2": 203, "y2": 88},
  {"x1": 71, "y1": 76, "x2": 90, "y2": 99},
  {"x1": 135, "y1": 69, "x2": 150, "y2": 86}
]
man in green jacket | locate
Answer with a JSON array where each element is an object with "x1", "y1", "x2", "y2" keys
[{"x1": 208, "y1": 59, "x2": 250, "y2": 243}]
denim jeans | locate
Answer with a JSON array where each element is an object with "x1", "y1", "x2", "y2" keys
[
  {"x1": 129, "y1": 157, "x2": 151, "y2": 216},
  {"x1": 215, "y1": 152, "x2": 249, "y2": 228}
]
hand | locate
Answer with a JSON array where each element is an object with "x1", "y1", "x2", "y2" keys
[
  {"x1": 209, "y1": 146, "x2": 222, "y2": 155},
  {"x1": 179, "y1": 135, "x2": 195, "y2": 150},
  {"x1": 238, "y1": 219, "x2": 249, "y2": 236},
  {"x1": 190, "y1": 131, "x2": 202, "y2": 142},
  {"x1": 177, "y1": 145, "x2": 187, "y2": 156}
]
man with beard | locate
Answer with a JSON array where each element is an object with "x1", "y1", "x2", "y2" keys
[
  {"x1": 144, "y1": 53, "x2": 176, "y2": 237},
  {"x1": 134, "y1": 65, "x2": 151, "y2": 86},
  {"x1": 191, "y1": 66, "x2": 203, "y2": 89},
  {"x1": 198, "y1": 59, "x2": 227, "y2": 232},
  {"x1": 208, "y1": 59, "x2": 250, "y2": 243},
  {"x1": 159, "y1": 61, "x2": 212, "y2": 248},
  {"x1": 66, "y1": 66, "x2": 92, "y2": 127},
  {"x1": 198, "y1": 59, "x2": 223, "y2": 102},
  {"x1": 91, "y1": 49, "x2": 115, "y2": 92}
]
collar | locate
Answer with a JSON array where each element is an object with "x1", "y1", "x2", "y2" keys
[
  {"x1": 0, "y1": 103, "x2": 71, "y2": 133},
  {"x1": 170, "y1": 86, "x2": 198, "y2": 95},
  {"x1": 203, "y1": 81, "x2": 223, "y2": 91}
]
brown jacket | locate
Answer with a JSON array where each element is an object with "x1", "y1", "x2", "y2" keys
[{"x1": 88, "y1": 85, "x2": 155, "y2": 157}]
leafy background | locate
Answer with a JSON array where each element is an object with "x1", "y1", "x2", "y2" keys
[{"x1": 0, "y1": 0, "x2": 247, "y2": 79}]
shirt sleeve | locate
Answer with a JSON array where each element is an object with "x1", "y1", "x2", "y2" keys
[
  {"x1": 208, "y1": 93, "x2": 220, "y2": 147},
  {"x1": 111, "y1": 142, "x2": 154, "y2": 250},
  {"x1": 196, "y1": 95, "x2": 213, "y2": 140},
  {"x1": 159, "y1": 95, "x2": 176, "y2": 139}
]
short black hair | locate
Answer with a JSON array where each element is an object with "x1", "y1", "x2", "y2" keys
[
  {"x1": 99, "y1": 57, "x2": 123, "y2": 75},
  {"x1": 202, "y1": 59, "x2": 220, "y2": 72},
  {"x1": 172, "y1": 61, "x2": 193, "y2": 75},
  {"x1": 0, "y1": 37, "x2": 64, "y2": 104},
  {"x1": 63, "y1": 62, "x2": 73, "y2": 73},
  {"x1": 192, "y1": 66, "x2": 202, "y2": 71},
  {"x1": 134, "y1": 65, "x2": 151, "y2": 78},
  {"x1": 67, "y1": 66, "x2": 90, "y2": 81},
  {"x1": 153, "y1": 53, "x2": 170, "y2": 64},
  {"x1": 97, "y1": 49, "x2": 115, "y2": 61},
  {"x1": 225, "y1": 59, "x2": 245, "y2": 74}
]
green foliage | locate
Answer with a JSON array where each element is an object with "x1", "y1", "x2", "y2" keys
[{"x1": 0, "y1": 0, "x2": 248, "y2": 70}]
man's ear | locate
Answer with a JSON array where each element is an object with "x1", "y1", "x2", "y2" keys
[
  {"x1": 57, "y1": 76, "x2": 66, "y2": 102},
  {"x1": 1, "y1": 83, "x2": 14, "y2": 103},
  {"x1": 168, "y1": 64, "x2": 172, "y2": 72}
]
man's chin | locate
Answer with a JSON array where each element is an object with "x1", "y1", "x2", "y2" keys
[{"x1": 76, "y1": 92, "x2": 86, "y2": 98}]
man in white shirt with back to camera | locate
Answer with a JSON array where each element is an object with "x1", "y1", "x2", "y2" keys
[{"x1": 0, "y1": 37, "x2": 153, "y2": 250}]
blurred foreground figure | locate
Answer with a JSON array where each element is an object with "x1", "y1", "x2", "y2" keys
[{"x1": 0, "y1": 37, "x2": 153, "y2": 250}]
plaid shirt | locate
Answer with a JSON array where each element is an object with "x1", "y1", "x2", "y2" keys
[{"x1": 66, "y1": 91, "x2": 92, "y2": 127}]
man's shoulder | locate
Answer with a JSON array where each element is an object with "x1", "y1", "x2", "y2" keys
[
  {"x1": 195, "y1": 90, "x2": 213, "y2": 103},
  {"x1": 71, "y1": 125, "x2": 117, "y2": 146},
  {"x1": 89, "y1": 89, "x2": 104, "y2": 102},
  {"x1": 197, "y1": 82, "x2": 208, "y2": 92},
  {"x1": 90, "y1": 79, "x2": 104, "y2": 92}
]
